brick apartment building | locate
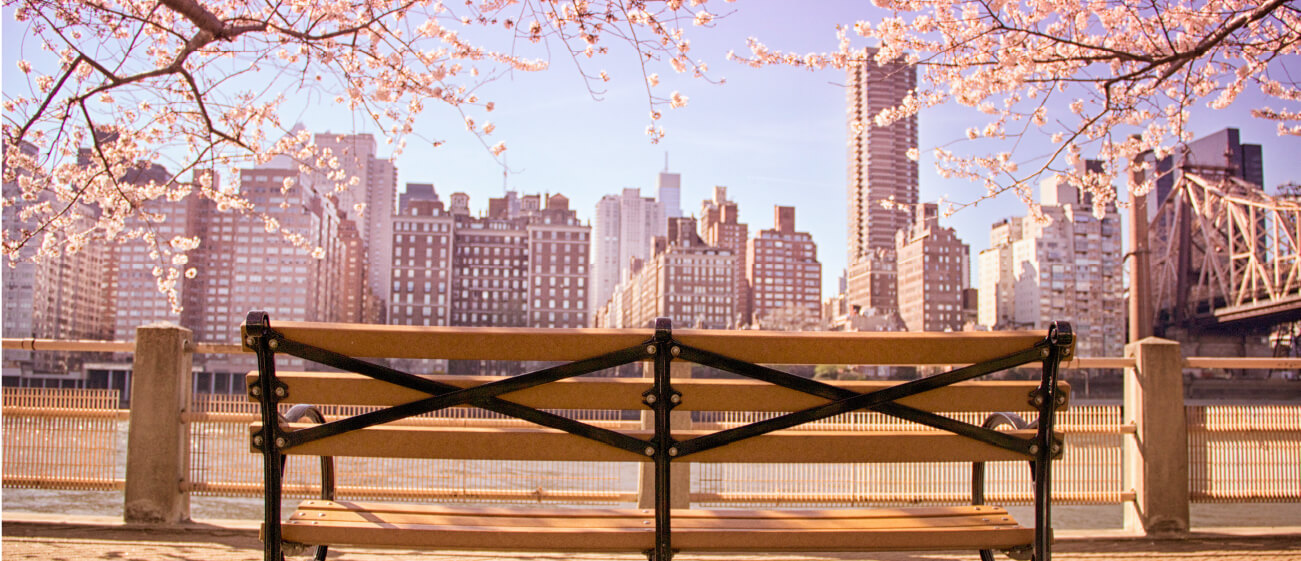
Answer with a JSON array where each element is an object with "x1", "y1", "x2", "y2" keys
[{"x1": 748, "y1": 206, "x2": 822, "y2": 330}]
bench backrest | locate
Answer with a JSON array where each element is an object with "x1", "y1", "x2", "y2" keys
[{"x1": 244, "y1": 319, "x2": 1071, "y2": 465}]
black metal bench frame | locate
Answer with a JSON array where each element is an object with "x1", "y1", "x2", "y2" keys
[{"x1": 245, "y1": 311, "x2": 1073, "y2": 561}]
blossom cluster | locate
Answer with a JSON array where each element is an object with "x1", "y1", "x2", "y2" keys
[
  {"x1": 733, "y1": 0, "x2": 1299, "y2": 215},
  {"x1": 3, "y1": 0, "x2": 721, "y2": 309}
]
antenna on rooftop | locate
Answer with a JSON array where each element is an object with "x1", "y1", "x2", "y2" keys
[{"x1": 664, "y1": 152, "x2": 669, "y2": 172}]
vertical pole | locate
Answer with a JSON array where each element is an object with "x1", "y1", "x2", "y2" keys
[
  {"x1": 1033, "y1": 322, "x2": 1070, "y2": 561},
  {"x1": 124, "y1": 322, "x2": 193, "y2": 524},
  {"x1": 1129, "y1": 186, "x2": 1153, "y2": 342},
  {"x1": 637, "y1": 359, "x2": 691, "y2": 510},
  {"x1": 1123, "y1": 336, "x2": 1189, "y2": 535},
  {"x1": 245, "y1": 312, "x2": 284, "y2": 561},
  {"x1": 650, "y1": 318, "x2": 676, "y2": 561}
]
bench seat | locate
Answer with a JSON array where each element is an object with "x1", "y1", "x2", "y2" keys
[{"x1": 283, "y1": 500, "x2": 1034, "y2": 552}]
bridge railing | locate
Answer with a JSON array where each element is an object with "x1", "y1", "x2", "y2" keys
[{"x1": 3, "y1": 327, "x2": 1300, "y2": 535}]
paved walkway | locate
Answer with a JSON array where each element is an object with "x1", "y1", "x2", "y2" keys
[{"x1": 4, "y1": 514, "x2": 1301, "y2": 561}]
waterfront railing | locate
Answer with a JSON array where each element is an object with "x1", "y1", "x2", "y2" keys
[{"x1": 3, "y1": 328, "x2": 1300, "y2": 535}]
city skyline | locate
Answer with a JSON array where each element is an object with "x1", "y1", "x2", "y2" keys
[
  {"x1": 238, "y1": 2, "x2": 1300, "y2": 298},
  {"x1": 4, "y1": 2, "x2": 1298, "y2": 300}
]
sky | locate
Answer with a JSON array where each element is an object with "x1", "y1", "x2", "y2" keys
[{"x1": 5, "y1": 1, "x2": 1300, "y2": 298}]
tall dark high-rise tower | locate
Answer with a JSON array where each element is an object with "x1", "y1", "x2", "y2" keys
[{"x1": 845, "y1": 54, "x2": 918, "y2": 317}]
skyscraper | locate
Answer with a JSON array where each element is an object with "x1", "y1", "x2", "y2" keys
[
  {"x1": 194, "y1": 164, "x2": 348, "y2": 379},
  {"x1": 2, "y1": 143, "x2": 117, "y2": 380},
  {"x1": 310, "y1": 132, "x2": 397, "y2": 312},
  {"x1": 977, "y1": 217, "x2": 1024, "y2": 329},
  {"x1": 657, "y1": 170, "x2": 682, "y2": 218},
  {"x1": 589, "y1": 188, "x2": 665, "y2": 317},
  {"x1": 845, "y1": 54, "x2": 918, "y2": 318}
]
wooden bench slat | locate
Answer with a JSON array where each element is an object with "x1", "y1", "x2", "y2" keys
[
  {"x1": 281, "y1": 521, "x2": 1034, "y2": 552},
  {"x1": 254, "y1": 372, "x2": 1070, "y2": 412},
  {"x1": 282, "y1": 501, "x2": 1032, "y2": 552},
  {"x1": 247, "y1": 320, "x2": 1055, "y2": 365},
  {"x1": 293, "y1": 509, "x2": 1017, "y2": 530},
  {"x1": 296, "y1": 500, "x2": 1012, "y2": 521},
  {"x1": 261, "y1": 424, "x2": 1051, "y2": 463}
]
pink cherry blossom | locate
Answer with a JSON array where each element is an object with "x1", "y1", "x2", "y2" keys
[
  {"x1": 4, "y1": 0, "x2": 723, "y2": 307},
  {"x1": 735, "y1": 0, "x2": 1298, "y2": 213}
]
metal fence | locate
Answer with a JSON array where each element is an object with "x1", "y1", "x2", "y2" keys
[
  {"x1": 4, "y1": 387, "x2": 1300, "y2": 506},
  {"x1": 692, "y1": 407, "x2": 1122, "y2": 507},
  {"x1": 2, "y1": 388, "x2": 126, "y2": 491},
  {"x1": 186, "y1": 394, "x2": 638, "y2": 504},
  {"x1": 1189, "y1": 404, "x2": 1301, "y2": 502}
]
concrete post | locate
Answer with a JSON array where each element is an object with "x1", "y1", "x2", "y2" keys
[
  {"x1": 124, "y1": 323, "x2": 193, "y2": 523},
  {"x1": 638, "y1": 361, "x2": 691, "y2": 509},
  {"x1": 1123, "y1": 337, "x2": 1188, "y2": 535}
]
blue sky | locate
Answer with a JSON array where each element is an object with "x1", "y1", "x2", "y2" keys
[
  {"x1": 6, "y1": 1, "x2": 1299, "y2": 298},
  {"x1": 370, "y1": 1, "x2": 1300, "y2": 297}
]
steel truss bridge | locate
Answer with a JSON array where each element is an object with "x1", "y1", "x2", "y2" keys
[{"x1": 1149, "y1": 172, "x2": 1301, "y2": 352}]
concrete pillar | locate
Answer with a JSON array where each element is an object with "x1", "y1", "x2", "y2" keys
[
  {"x1": 1123, "y1": 337, "x2": 1188, "y2": 535},
  {"x1": 124, "y1": 323, "x2": 193, "y2": 523},
  {"x1": 638, "y1": 361, "x2": 691, "y2": 509}
]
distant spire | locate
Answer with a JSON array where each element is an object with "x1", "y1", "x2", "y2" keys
[{"x1": 664, "y1": 152, "x2": 669, "y2": 172}]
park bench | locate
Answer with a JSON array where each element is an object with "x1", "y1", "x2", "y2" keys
[{"x1": 243, "y1": 312, "x2": 1072, "y2": 561}]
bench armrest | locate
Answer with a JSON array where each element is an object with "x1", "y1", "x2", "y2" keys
[
  {"x1": 280, "y1": 404, "x2": 336, "y2": 501},
  {"x1": 971, "y1": 412, "x2": 1036, "y2": 561},
  {"x1": 279, "y1": 404, "x2": 333, "y2": 561},
  {"x1": 970, "y1": 411, "x2": 1034, "y2": 506}
]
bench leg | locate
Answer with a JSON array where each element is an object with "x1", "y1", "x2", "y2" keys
[
  {"x1": 1032, "y1": 323, "x2": 1070, "y2": 561},
  {"x1": 249, "y1": 312, "x2": 285, "y2": 561},
  {"x1": 649, "y1": 319, "x2": 676, "y2": 561}
]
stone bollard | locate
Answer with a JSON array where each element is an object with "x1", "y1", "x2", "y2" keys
[
  {"x1": 1123, "y1": 337, "x2": 1189, "y2": 535},
  {"x1": 638, "y1": 360, "x2": 692, "y2": 509},
  {"x1": 124, "y1": 323, "x2": 193, "y2": 524}
]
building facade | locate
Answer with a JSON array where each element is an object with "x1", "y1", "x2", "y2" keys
[
  {"x1": 895, "y1": 203, "x2": 970, "y2": 332},
  {"x1": 658, "y1": 170, "x2": 682, "y2": 218},
  {"x1": 187, "y1": 164, "x2": 349, "y2": 385},
  {"x1": 748, "y1": 206, "x2": 822, "y2": 330},
  {"x1": 390, "y1": 191, "x2": 591, "y2": 331},
  {"x1": 699, "y1": 186, "x2": 750, "y2": 325},
  {"x1": 979, "y1": 178, "x2": 1124, "y2": 358},
  {"x1": 310, "y1": 132, "x2": 397, "y2": 313},
  {"x1": 109, "y1": 162, "x2": 203, "y2": 342},
  {"x1": 525, "y1": 194, "x2": 590, "y2": 329},
  {"x1": 389, "y1": 197, "x2": 455, "y2": 328},
  {"x1": 3, "y1": 143, "x2": 160, "y2": 385},
  {"x1": 977, "y1": 217, "x2": 1023, "y2": 329},
  {"x1": 595, "y1": 217, "x2": 735, "y2": 330},
  {"x1": 845, "y1": 54, "x2": 918, "y2": 317},
  {"x1": 590, "y1": 188, "x2": 665, "y2": 317}
]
